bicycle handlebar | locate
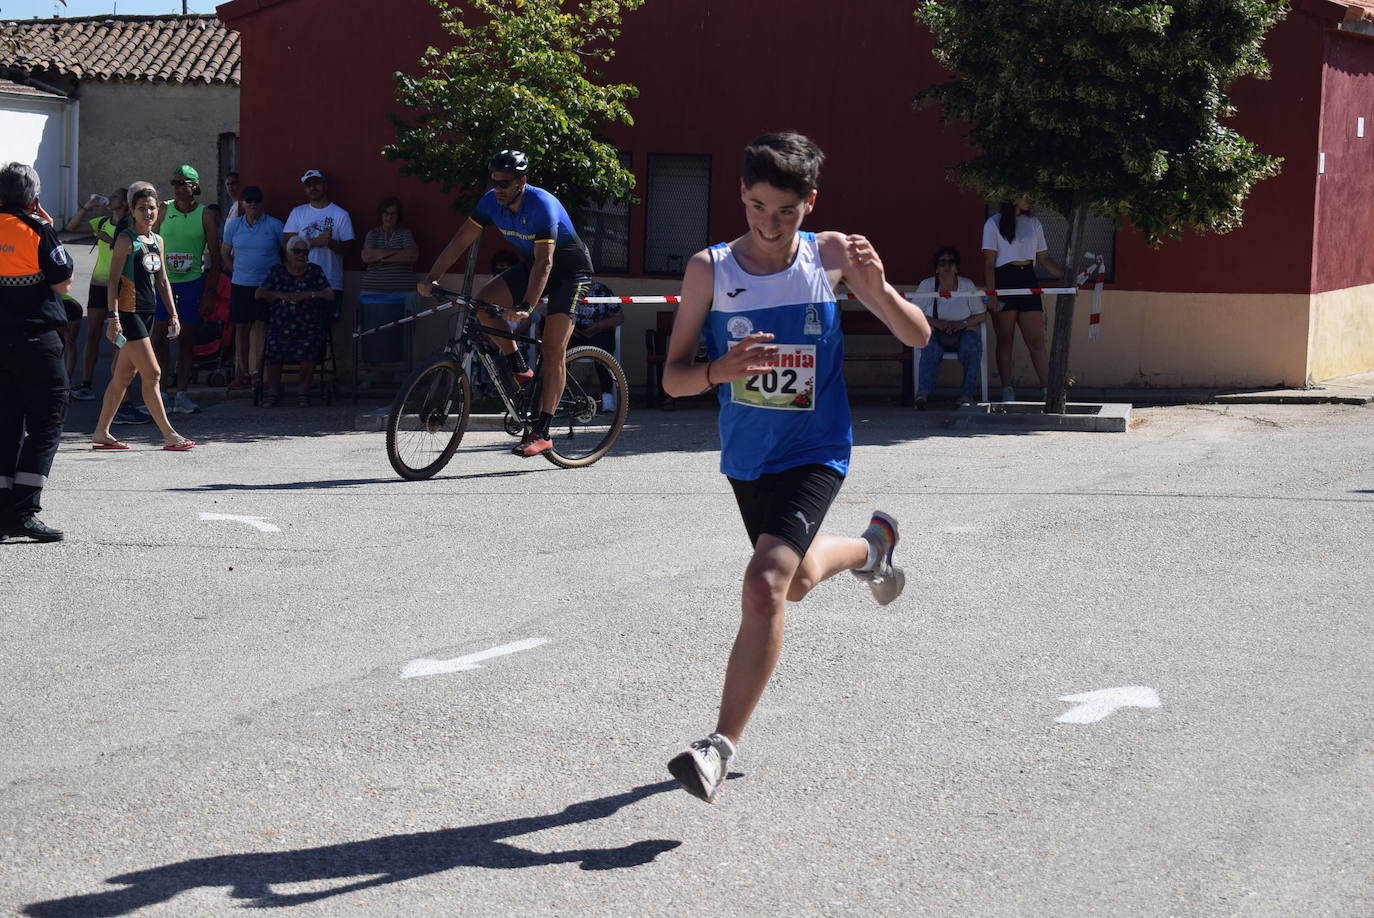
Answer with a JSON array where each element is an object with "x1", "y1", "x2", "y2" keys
[{"x1": 431, "y1": 287, "x2": 505, "y2": 317}]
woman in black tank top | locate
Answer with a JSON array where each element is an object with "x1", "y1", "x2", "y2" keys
[{"x1": 91, "y1": 183, "x2": 196, "y2": 451}]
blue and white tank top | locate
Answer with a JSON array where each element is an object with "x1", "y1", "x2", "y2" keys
[{"x1": 703, "y1": 231, "x2": 851, "y2": 481}]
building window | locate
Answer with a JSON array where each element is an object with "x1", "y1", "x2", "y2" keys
[
  {"x1": 573, "y1": 153, "x2": 631, "y2": 274},
  {"x1": 645, "y1": 154, "x2": 710, "y2": 275},
  {"x1": 985, "y1": 204, "x2": 1116, "y2": 283}
]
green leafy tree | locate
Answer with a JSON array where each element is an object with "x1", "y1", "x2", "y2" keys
[
  {"x1": 385, "y1": 0, "x2": 641, "y2": 216},
  {"x1": 914, "y1": 0, "x2": 1285, "y2": 412}
]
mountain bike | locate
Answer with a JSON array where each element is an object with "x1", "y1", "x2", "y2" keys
[{"x1": 385, "y1": 289, "x2": 629, "y2": 480}]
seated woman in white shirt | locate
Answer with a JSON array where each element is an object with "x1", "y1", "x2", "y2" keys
[
  {"x1": 981, "y1": 199, "x2": 1062, "y2": 402},
  {"x1": 914, "y1": 245, "x2": 986, "y2": 408}
]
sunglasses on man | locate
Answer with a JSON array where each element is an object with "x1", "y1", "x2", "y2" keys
[{"x1": 491, "y1": 177, "x2": 521, "y2": 190}]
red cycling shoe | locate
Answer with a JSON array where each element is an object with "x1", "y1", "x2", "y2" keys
[{"x1": 513, "y1": 432, "x2": 552, "y2": 457}]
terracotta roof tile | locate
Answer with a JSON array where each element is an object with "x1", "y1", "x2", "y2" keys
[{"x1": 0, "y1": 14, "x2": 239, "y2": 85}]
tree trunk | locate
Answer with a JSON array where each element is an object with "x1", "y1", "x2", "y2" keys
[{"x1": 1045, "y1": 191, "x2": 1089, "y2": 414}]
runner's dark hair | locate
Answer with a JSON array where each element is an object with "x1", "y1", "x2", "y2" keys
[{"x1": 742, "y1": 132, "x2": 824, "y2": 196}]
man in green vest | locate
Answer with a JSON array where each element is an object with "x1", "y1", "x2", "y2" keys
[{"x1": 152, "y1": 164, "x2": 221, "y2": 414}]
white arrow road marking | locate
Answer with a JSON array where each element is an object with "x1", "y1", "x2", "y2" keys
[
  {"x1": 199, "y1": 512, "x2": 281, "y2": 532},
  {"x1": 1056, "y1": 686, "x2": 1162, "y2": 724},
  {"x1": 401, "y1": 638, "x2": 548, "y2": 679}
]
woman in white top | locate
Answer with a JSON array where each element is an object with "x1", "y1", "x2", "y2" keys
[
  {"x1": 914, "y1": 245, "x2": 985, "y2": 408},
  {"x1": 981, "y1": 199, "x2": 1061, "y2": 401}
]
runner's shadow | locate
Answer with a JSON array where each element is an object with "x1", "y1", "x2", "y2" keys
[{"x1": 23, "y1": 780, "x2": 682, "y2": 916}]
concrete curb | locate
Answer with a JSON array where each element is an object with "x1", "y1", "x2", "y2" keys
[
  {"x1": 951, "y1": 401, "x2": 1132, "y2": 433},
  {"x1": 1212, "y1": 392, "x2": 1372, "y2": 406},
  {"x1": 355, "y1": 407, "x2": 507, "y2": 432}
]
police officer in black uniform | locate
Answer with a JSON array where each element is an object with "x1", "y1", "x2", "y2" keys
[{"x1": 0, "y1": 162, "x2": 75, "y2": 542}]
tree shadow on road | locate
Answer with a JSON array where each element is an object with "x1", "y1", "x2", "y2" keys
[{"x1": 23, "y1": 780, "x2": 683, "y2": 916}]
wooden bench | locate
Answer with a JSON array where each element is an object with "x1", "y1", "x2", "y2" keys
[
  {"x1": 839, "y1": 309, "x2": 915, "y2": 406},
  {"x1": 646, "y1": 307, "x2": 915, "y2": 407},
  {"x1": 643, "y1": 310, "x2": 677, "y2": 408}
]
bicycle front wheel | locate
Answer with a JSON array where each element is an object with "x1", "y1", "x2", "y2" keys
[
  {"x1": 545, "y1": 345, "x2": 628, "y2": 469},
  {"x1": 385, "y1": 356, "x2": 471, "y2": 480}
]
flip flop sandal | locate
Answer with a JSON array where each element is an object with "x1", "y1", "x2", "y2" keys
[
  {"x1": 163, "y1": 440, "x2": 196, "y2": 452},
  {"x1": 92, "y1": 440, "x2": 130, "y2": 450}
]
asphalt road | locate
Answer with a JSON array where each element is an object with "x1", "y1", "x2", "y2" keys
[{"x1": 2, "y1": 398, "x2": 1372, "y2": 917}]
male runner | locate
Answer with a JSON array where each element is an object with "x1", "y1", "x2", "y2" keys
[
  {"x1": 153, "y1": 164, "x2": 221, "y2": 413},
  {"x1": 418, "y1": 150, "x2": 594, "y2": 457},
  {"x1": 662, "y1": 133, "x2": 931, "y2": 803}
]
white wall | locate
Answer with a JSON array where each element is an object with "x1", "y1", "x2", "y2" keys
[{"x1": 0, "y1": 94, "x2": 72, "y2": 219}]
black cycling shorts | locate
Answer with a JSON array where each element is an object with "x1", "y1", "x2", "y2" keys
[
  {"x1": 728, "y1": 463, "x2": 845, "y2": 558},
  {"x1": 498, "y1": 261, "x2": 589, "y2": 318}
]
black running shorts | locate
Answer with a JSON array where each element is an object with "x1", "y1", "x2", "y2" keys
[
  {"x1": 116, "y1": 310, "x2": 153, "y2": 342},
  {"x1": 727, "y1": 463, "x2": 845, "y2": 558}
]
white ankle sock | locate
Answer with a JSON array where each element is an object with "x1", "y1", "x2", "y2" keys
[
  {"x1": 708, "y1": 732, "x2": 737, "y2": 761},
  {"x1": 861, "y1": 538, "x2": 879, "y2": 571}
]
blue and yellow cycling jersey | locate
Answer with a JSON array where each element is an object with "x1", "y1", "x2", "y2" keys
[{"x1": 469, "y1": 185, "x2": 593, "y2": 276}]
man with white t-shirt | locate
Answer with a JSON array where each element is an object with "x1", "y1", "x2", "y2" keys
[{"x1": 283, "y1": 169, "x2": 354, "y2": 321}]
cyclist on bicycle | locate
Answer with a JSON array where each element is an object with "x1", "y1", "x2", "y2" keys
[{"x1": 418, "y1": 150, "x2": 594, "y2": 457}]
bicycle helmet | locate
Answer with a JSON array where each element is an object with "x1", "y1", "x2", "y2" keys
[{"x1": 488, "y1": 150, "x2": 530, "y2": 174}]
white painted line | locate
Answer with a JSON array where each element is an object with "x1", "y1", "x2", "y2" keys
[
  {"x1": 401, "y1": 637, "x2": 548, "y2": 679},
  {"x1": 1055, "y1": 685, "x2": 1161, "y2": 724},
  {"x1": 199, "y1": 512, "x2": 281, "y2": 532}
]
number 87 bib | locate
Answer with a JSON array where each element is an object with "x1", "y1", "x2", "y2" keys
[{"x1": 731, "y1": 343, "x2": 817, "y2": 411}]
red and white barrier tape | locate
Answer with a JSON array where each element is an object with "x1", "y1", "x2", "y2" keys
[
  {"x1": 352, "y1": 285, "x2": 1097, "y2": 339},
  {"x1": 1076, "y1": 255, "x2": 1107, "y2": 341}
]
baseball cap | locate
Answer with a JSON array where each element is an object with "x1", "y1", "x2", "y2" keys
[
  {"x1": 300, "y1": 169, "x2": 325, "y2": 183},
  {"x1": 172, "y1": 164, "x2": 200, "y2": 183}
]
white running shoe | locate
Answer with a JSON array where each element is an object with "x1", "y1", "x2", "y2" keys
[
  {"x1": 668, "y1": 732, "x2": 734, "y2": 803},
  {"x1": 1001, "y1": 386, "x2": 1016, "y2": 402},
  {"x1": 172, "y1": 392, "x2": 201, "y2": 414},
  {"x1": 853, "y1": 510, "x2": 905, "y2": 606}
]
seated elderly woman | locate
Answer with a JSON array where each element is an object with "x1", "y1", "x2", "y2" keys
[
  {"x1": 254, "y1": 236, "x2": 331, "y2": 406},
  {"x1": 913, "y1": 245, "x2": 986, "y2": 409}
]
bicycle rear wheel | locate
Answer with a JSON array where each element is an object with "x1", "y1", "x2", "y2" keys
[
  {"x1": 385, "y1": 356, "x2": 471, "y2": 480},
  {"x1": 544, "y1": 346, "x2": 628, "y2": 469}
]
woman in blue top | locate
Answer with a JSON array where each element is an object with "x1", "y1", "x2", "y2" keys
[
  {"x1": 221, "y1": 185, "x2": 285, "y2": 389},
  {"x1": 660, "y1": 133, "x2": 930, "y2": 804}
]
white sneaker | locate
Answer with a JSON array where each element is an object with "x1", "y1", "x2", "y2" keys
[
  {"x1": 853, "y1": 511, "x2": 905, "y2": 606},
  {"x1": 1001, "y1": 386, "x2": 1016, "y2": 402},
  {"x1": 172, "y1": 392, "x2": 201, "y2": 414},
  {"x1": 668, "y1": 732, "x2": 734, "y2": 803}
]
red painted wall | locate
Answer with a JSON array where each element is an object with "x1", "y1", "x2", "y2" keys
[
  {"x1": 218, "y1": 0, "x2": 447, "y2": 267},
  {"x1": 1110, "y1": 5, "x2": 1327, "y2": 294},
  {"x1": 219, "y1": 0, "x2": 1334, "y2": 294},
  {"x1": 1313, "y1": 28, "x2": 1374, "y2": 293}
]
